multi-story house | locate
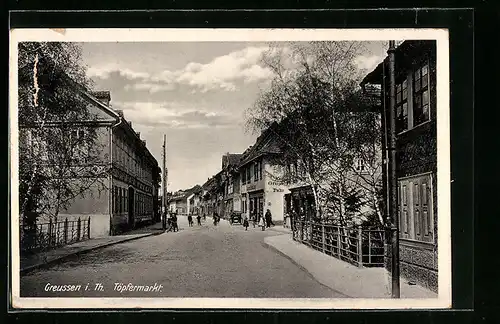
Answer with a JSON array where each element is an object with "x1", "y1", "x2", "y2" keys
[
  {"x1": 22, "y1": 89, "x2": 160, "y2": 238},
  {"x1": 221, "y1": 153, "x2": 242, "y2": 217},
  {"x1": 239, "y1": 130, "x2": 290, "y2": 225},
  {"x1": 361, "y1": 40, "x2": 438, "y2": 292}
]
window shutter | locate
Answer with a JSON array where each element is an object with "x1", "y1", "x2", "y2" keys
[
  {"x1": 399, "y1": 180, "x2": 410, "y2": 239},
  {"x1": 413, "y1": 180, "x2": 423, "y2": 241},
  {"x1": 421, "y1": 175, "x2": 434, "y2": 242}
]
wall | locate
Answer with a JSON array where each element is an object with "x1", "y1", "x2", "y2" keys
[
  {"x1": 264, "y1": 159, "x2": 290, "y2": 224},
  {"x1": 384, "y1": 46, "x2": 438, "y2": 293},
  {"x1": 57, "y1": 213, "x2": 110, "y2": 238}
]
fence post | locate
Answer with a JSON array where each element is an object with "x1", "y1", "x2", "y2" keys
[
  {"x1": 77, "y1": 217, "x2": 81, "y2": 241},
  {"x1": 357, "y1": 225, "x2": 363, "y2": 267},
  {"x1": 64, "y1": 218, "x2": 68, "y2": 244},
  {"x1": 368, "y1": 230, "x2": 372, "y2": 265},
  {"x1": 321, "y1": 224, "x2": 326, "y2": 253},
  {"x1": 48, "y1": 219, "x2": 53, "y2": 248},
  {"x1": 336, "y1": 226, "x2": 341, "y2": 257},
  {"x1": 88, "y1": 217, "x2": 91, "y2": 239}
]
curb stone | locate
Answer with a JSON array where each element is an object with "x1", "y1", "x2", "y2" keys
[{"x1": 20, "y1": 231, "x2": 163, "y2": 275}]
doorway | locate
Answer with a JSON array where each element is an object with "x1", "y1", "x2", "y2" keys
[{"x1": 128, "y1": 187, "x2": 135, "y2": 228}]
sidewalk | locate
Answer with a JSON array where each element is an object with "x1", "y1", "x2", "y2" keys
[
  {"x1": 20, "y1": 231, "x2": 160, "y2": 275},
  {"x1": 264, "y1": 234, "x2": 438, "y2": 299}
]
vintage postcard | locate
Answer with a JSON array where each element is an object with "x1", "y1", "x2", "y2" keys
[{"x1": 10, "y1": 28, "x2": 451, "y2": 309}]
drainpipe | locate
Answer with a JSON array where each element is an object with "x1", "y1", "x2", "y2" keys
[
  {"x1": 108, "y1": 116, "x2": 123, "y2": 236},
  {"x1": 387, "y1": 40, "x2": 400, "y2": 298}
]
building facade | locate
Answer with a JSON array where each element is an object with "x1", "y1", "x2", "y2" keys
[
  {"x1": 239, "y1": 131, "x2": 290, "y2": 225},
  {"x1": 221, "y1": 153, "x2": 243, "y2": 217},
  {"x1": 23, "y1": 90, "x2": 160, "y2": 238},
  {"x1": 361, "y1": 40, "x2": 438, "y2": 292}
]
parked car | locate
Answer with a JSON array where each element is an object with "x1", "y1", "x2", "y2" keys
[{"x1": 229, "y1": 212, "x2": 242, "y2": 225}]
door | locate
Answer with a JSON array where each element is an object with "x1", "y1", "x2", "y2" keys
[{"x1": 128, "y1": 187, "x2": 135, "y2": 228}]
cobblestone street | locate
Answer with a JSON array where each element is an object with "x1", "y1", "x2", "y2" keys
[{"x1": 20, "y1": 217, "x2": 345, "y2": 298}]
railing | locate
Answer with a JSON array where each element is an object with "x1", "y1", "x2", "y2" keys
[
  {"x1": 20, "y1": 217, "x2": 91, "y2": 254},
  {"x1": 292, "y1": 220, "x2": 385, "y2": 267}
]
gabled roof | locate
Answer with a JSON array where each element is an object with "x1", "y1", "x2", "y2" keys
[{"x1": 239, "y1": 126, "x2": 282, "y2": 167}]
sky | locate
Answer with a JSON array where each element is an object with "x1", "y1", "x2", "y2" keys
[{"x1": 81, "y1": 41, "x2": 387, "y2": 192}]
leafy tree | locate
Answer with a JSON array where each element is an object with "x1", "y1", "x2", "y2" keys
[
  {"x1": 246, "y1": 41, "x2": 385, "y2": 227},
  {"x1": 18, "y1": 42, "x2": 106, "y2": 225}
]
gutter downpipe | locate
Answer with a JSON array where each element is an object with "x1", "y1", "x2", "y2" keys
[
  {"x1": 388, "y1": 40, "x2": 400, "y2": 298},
  {"x1": 109, "y1": 115, "x2": 123, "y2": 236}
]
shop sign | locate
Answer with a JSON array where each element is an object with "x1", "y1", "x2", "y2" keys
[{"x1": 247, "y1": 184, "x2": 257, "y2": 190}]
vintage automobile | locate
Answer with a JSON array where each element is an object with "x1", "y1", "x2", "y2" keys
[{"x1": 229, "y1": 211, "x2": 242, "y2": 225}]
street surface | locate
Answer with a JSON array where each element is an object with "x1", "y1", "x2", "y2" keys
[{"x1": 20, "y1": 217, "x2": 345, "y2": 298}]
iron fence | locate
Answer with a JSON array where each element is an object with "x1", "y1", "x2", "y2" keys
[
  {"x1": 292, "y1": 220, "x2": 385, "y2": 267},
  {"x1": 20, "y1": 217, "x2": 91, "y2": 254}
]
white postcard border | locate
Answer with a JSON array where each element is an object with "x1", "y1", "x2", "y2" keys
[{"x1": 9, "y1": 28, "x2": 451, "y2": 309}]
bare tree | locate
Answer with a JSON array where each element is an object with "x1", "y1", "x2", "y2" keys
[
  {"x1": 18, "y1": 42, "x2": 107, "y2": 226},
  {"x1": 246, "y1": 41, "x2": 384, "y2": 227}
]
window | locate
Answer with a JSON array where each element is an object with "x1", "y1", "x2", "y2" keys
[
  {"x1": 242, "y1": 168, "x2": 246, "y2": 184},
  {"x1": 413, "y1": 63, "x2": 430, "y2": 126},
  {"x1": 394, "y1": 61, "x2": 431, "y2": 133},
  {"x1": 254, "y1": 162, "x2": 258, "y2": 182},
  {"x1": 124, "y1": 189, "x2": 128, "y2": 213},
  {"x1": 396, "y1": 79, "x2": 408, "y2": 133},
  {"x1": 399, "y1": 173, "x2": 433, "y2": 242},
  {"x1": 258, "y1": 160, "x2": 263, "y2": 180},
  {"x1": 246, "y1": 166, "x2": 252, "y2": 184}
]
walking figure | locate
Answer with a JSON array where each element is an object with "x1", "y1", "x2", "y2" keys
[
  {"x1": 171, "y1": 213, "x2": 179, "y2": 232},
  {"x1": 258, "y1": 214, "x2": 265, "y2": 231},
  {"x1": 213, "y1": 212, "x2": 219, "y2": 226},
  {"x1": 188, "y1": 215, "x2": 193, "y2": 227},
  {"x1": 197, "y1": 214, "x2": 201, "y2": 226},
  {"x1": 251, "y1": 213, "x2": 257, "y2": 228},
  {"x1": 243, "y1": 215, "x2": 249, "y2": 231},
  {"x1": 203, "y1": 213, "x2": 206, "y2": 221},
  {"x1": 265, "y1": 209, "x2": 275, "y2": 228}
]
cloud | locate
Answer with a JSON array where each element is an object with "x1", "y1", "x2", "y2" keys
[
  {"x1": 87, "y1": 46, "x2": 273, "y2": 93},
  {"x1": 87, "y1": 63, "x2": 150, "y2": 81},
  {"x1": 353, "y1": 55, "x2": 383, "y2": 72},
  {"x1": 112, "y1": 101, "x2": 239, "y2": 129},
  {"x1": 124, "y1": 82, "x2": 176, "y2": 93}
]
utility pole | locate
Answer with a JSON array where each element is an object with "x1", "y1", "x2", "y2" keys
[
  {"x1": 162, "y1": 134, "x2": 167, "y2": 230},
  {"x1": 387, "y1": 40, "x2": 400, "y2": 298}
]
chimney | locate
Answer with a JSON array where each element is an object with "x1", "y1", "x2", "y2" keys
[
  {"x1": 142, "y1": 140, "x2": 146, "y2": 146},
  {"x1": 136, "y1": 132, "x2": 141, "y2": 138},
  {"x1": 92, "y1": 91, "x2": 111, "y2": 106},
  {"x1": 116, "y1": 110, "x2": 124, "y2": 118},
  {"x1": 128, "y1": 121, "x2": 132, "y2": 128}
]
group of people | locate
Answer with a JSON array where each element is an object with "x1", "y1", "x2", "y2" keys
[
  {"x1": 242, "y1": 209, "x2": 274, "y2": 231},
  {"x1": 187, "y1": 214, "x2": 203, "y2": 227},
  {"x1": 164, "y1": 212, "x2": 179, "y2": 232}
]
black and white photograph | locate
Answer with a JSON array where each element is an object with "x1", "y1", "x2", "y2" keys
[{"x1": 10, "y1": 28, "x2": 451, "y2": 309}]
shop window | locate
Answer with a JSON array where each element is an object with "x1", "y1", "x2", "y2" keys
[{"x1": 398, "y1": 173, "x2": 434, "y2": 243}]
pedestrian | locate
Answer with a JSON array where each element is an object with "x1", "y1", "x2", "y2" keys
[
  {"x1": 258, "y1": 214, "x2": 265, "y2": 231},
  {"x1": 243, "y1": 215, "x2": 249, "y2": 231},
  {"x1": 203, "y1": 213, "x2": 206, "y2": 221},
  {"x1": 188, "y1": 214, "x2": 193, "y2": 227},
  {"x1": 251, "y1": 213, "x2": 256, "y2": 228},
  {"x1": 197, "y1": 214, "x2": 201, "y2": 226},
  {"x1": 171, "y1": 213, "x2": 178, "y2": 232},
  {"x1": 213, "y1": 212, "x2": 218, "y2": 226},
  {"x1": 265, "y1": 209, "x2": 274, "y2": 228}
]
